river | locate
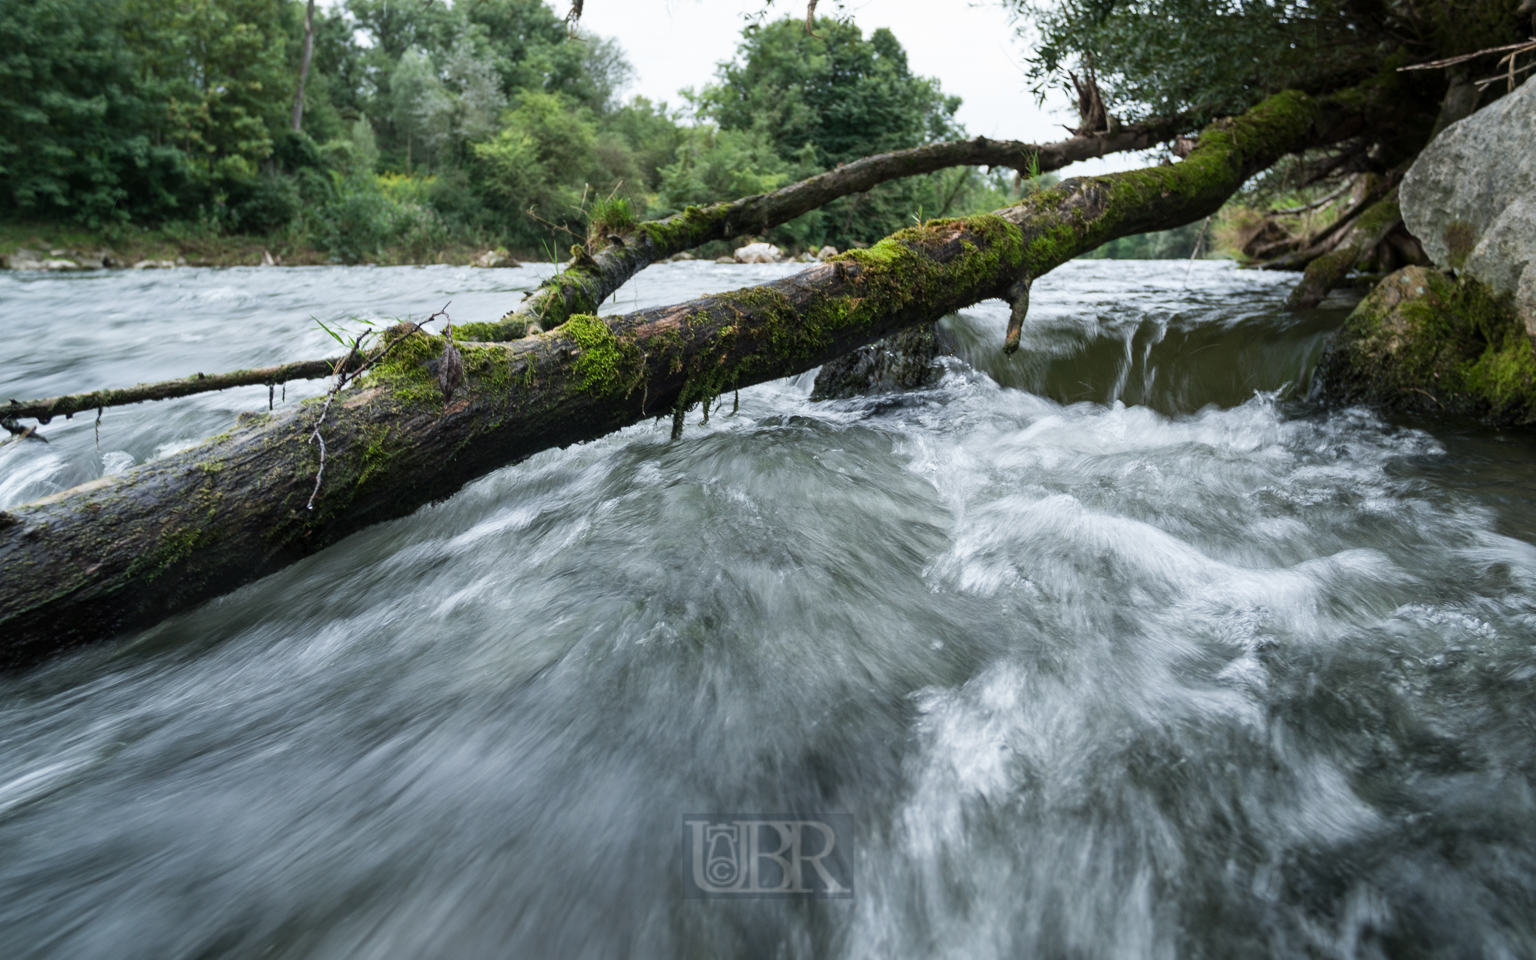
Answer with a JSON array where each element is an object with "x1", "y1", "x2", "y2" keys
[{"x1": 2, "y1": 261, "x2": 1535, "y2": 958}]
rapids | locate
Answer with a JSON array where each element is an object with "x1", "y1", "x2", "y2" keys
[{"x1": 2, "y1": 261, "x2": 1535, "y2": 959}]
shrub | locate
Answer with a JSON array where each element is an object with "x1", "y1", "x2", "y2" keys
[{"x1": 233, "y1": 172, "x2": 301, "y2": 233}]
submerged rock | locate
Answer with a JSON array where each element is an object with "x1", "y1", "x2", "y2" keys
[
  {"x1": 1401, "y1": 78, "x2": 1536, "y2": 335},
  {"x1": 811, "y1": 322, "x2": 954, "y2": 400},
  {"x1": 1314, "y1": 265, "x2": 1536, "y2": 423}
]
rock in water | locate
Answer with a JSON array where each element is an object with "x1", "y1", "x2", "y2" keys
[
  {"x1": 1401, "y1": 79, "x2": 1536, "y2": 335},
  {"x1": 472, "y1": 248, "x2": 518, "y2": 268},
  {"x1": 1314, "y1": 265, "x2": 1536, "y2": 424},
  {"x1": 733, "y1": 242, "x2": 784, "y2": 264},
  {"x1": 811, "y1": 323, "x2": 954, "y2": 400}
]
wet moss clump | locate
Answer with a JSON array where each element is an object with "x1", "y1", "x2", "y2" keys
[
  {"x1": 1316, "y1": 265, "x2": 1536, "y2": 423},
  {"x1": 563, "y1": 313, "x2": 646, "y2": 399}
]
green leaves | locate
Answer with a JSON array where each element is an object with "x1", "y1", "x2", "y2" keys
[
  {"x1": 697, "y1": 18, "x2": 957, "y2": 170},
  {"x1": 1009, "y1": 0, "x2": 1522, "y2": 127}
]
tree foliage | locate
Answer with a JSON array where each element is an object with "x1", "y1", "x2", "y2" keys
[
  {"x1": 696, "y1": 18, "x2": 961, "y2": 167},
  {"x1": 1013, "y1": 0, "x2": 1526, "y2": 124},
  {"x1": 681, "y1": 16, "x2": 1020, "y2": 250},
  {"x1": 0, "y1": 2, "x2": 1031, "y2": 255}
]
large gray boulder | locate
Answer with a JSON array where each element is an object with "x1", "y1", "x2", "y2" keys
[{"x1": 1401, "y1": 79, "x2": 1536, "y2": 334}]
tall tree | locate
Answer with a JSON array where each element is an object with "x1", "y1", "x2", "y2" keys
[
  {"x1": 698, "y1": 18, "x2": 959, "y2": 168},
  {"x1": 290, "y1": 0, "x2": 316, "y2": 131},
  {"x1": 690, "y1": 16, "x2": 966, "y2": 247}
]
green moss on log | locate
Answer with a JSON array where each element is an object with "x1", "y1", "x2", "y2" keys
[{"x1": 564, "y1": 313, "x2": 645, "y2": 399}]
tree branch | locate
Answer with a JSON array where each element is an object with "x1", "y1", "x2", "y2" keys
[
  {"x1": 1284, "y1": 187, "x2": 1403, "y2": 310},
  {"x1": 467, "y1": 117, "x2": 1193, "y2": 341},
  {"x1": 2, "y1": 358, "x2": 349, "y2": 427},
  {"x1": 0, "y1": 120, "x2": 1196, "y2": 430}
]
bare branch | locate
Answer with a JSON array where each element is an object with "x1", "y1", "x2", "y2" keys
[
  {"x1": 2, "y1": 358, "x2": 348, "y2": 426},
  {"x1": 1397, "y1": 39, "x2": 1536, "y2": 71}
]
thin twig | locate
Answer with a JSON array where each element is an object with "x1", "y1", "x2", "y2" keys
[
  {"x1": 3, "y1": 357, "x2": 345, "y2": 423},
  {"x1": 1398, "y1": 40, "x2": 1536, "y2": 71}
]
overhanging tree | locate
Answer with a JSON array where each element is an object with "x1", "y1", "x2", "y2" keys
[{"x1": 1013, "y1": 0, "x2": 1529, "y2": 302}]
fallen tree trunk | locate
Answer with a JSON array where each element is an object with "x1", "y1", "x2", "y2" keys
[
  {"x1": 1, "y1": 122, "x2": 1194, "y2": 432},
  {"x1": 0, "y1": 88, "x2": 1367, "y2": 666}
]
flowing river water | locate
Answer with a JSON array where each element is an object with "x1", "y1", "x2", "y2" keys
[{"x1": 2, "y1": 261, "x2": 1536, "y2": 959}]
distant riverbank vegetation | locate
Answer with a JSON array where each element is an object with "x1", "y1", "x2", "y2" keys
[{"x1": 1, "y1": 0, "x2": 1061, "y2": 266}]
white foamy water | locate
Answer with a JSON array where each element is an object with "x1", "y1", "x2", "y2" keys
[{"x1": 2, "y1": 261, "x2": 1536, "y2": 959}]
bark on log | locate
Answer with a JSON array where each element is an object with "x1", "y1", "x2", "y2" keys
[
  {"x1": 0, "y1": 89, "x2": 1368, "y2": 666},
  {"x1": 0, "y1": 123, "x2": 1192, "y2": 427}
]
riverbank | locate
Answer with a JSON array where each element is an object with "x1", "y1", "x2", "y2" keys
[{"x1": 0, "y1": 221, "x2": 531, "y2": 270}]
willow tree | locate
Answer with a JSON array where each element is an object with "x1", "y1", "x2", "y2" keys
[{"x1": 2, "y1": 2, "x2": 1531, "y2": 665}]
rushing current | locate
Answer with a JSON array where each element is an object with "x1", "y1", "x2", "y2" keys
[{"x1": 3, "y1": 260, "x2": 1536, "y2": 959}]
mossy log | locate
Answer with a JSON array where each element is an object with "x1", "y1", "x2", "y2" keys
[
  {"x1": 475, "y1": 117, "x2": 1196, "y2": 340},
  {"x1": 0, "y1": 88, "x2": 1371, "y2": 666},
  {"x1": 0, "y1": 122, "x2": 1195, "y2": 428}
]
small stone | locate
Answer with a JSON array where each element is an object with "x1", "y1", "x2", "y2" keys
[
  {"x1": 714, "y1": 256, "x2": 736, "y2": 264},
  {"x1": 733, "y1": 242, "x2": 785, "y2": 264},
  {"x1": 4, "y1": 248, "x2": 46, "y2": 270},
  {"x1": 811, "y1": 322, "x2": 956, "y2": 399},
  {"x1": 817, "y1": 245, "x2": 838, "y2": 260},
  {"x1": 472, "y1": 248, "x2": 518, "y2": 268}
]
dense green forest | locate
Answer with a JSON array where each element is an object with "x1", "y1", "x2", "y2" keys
[{"x1": 0, "y1": 0, "x2": 1035, "y2": 262}]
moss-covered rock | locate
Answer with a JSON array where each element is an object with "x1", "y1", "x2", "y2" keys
[{"x1": 1314, "y1": 265, "x2": 1536, "y2": 423}]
